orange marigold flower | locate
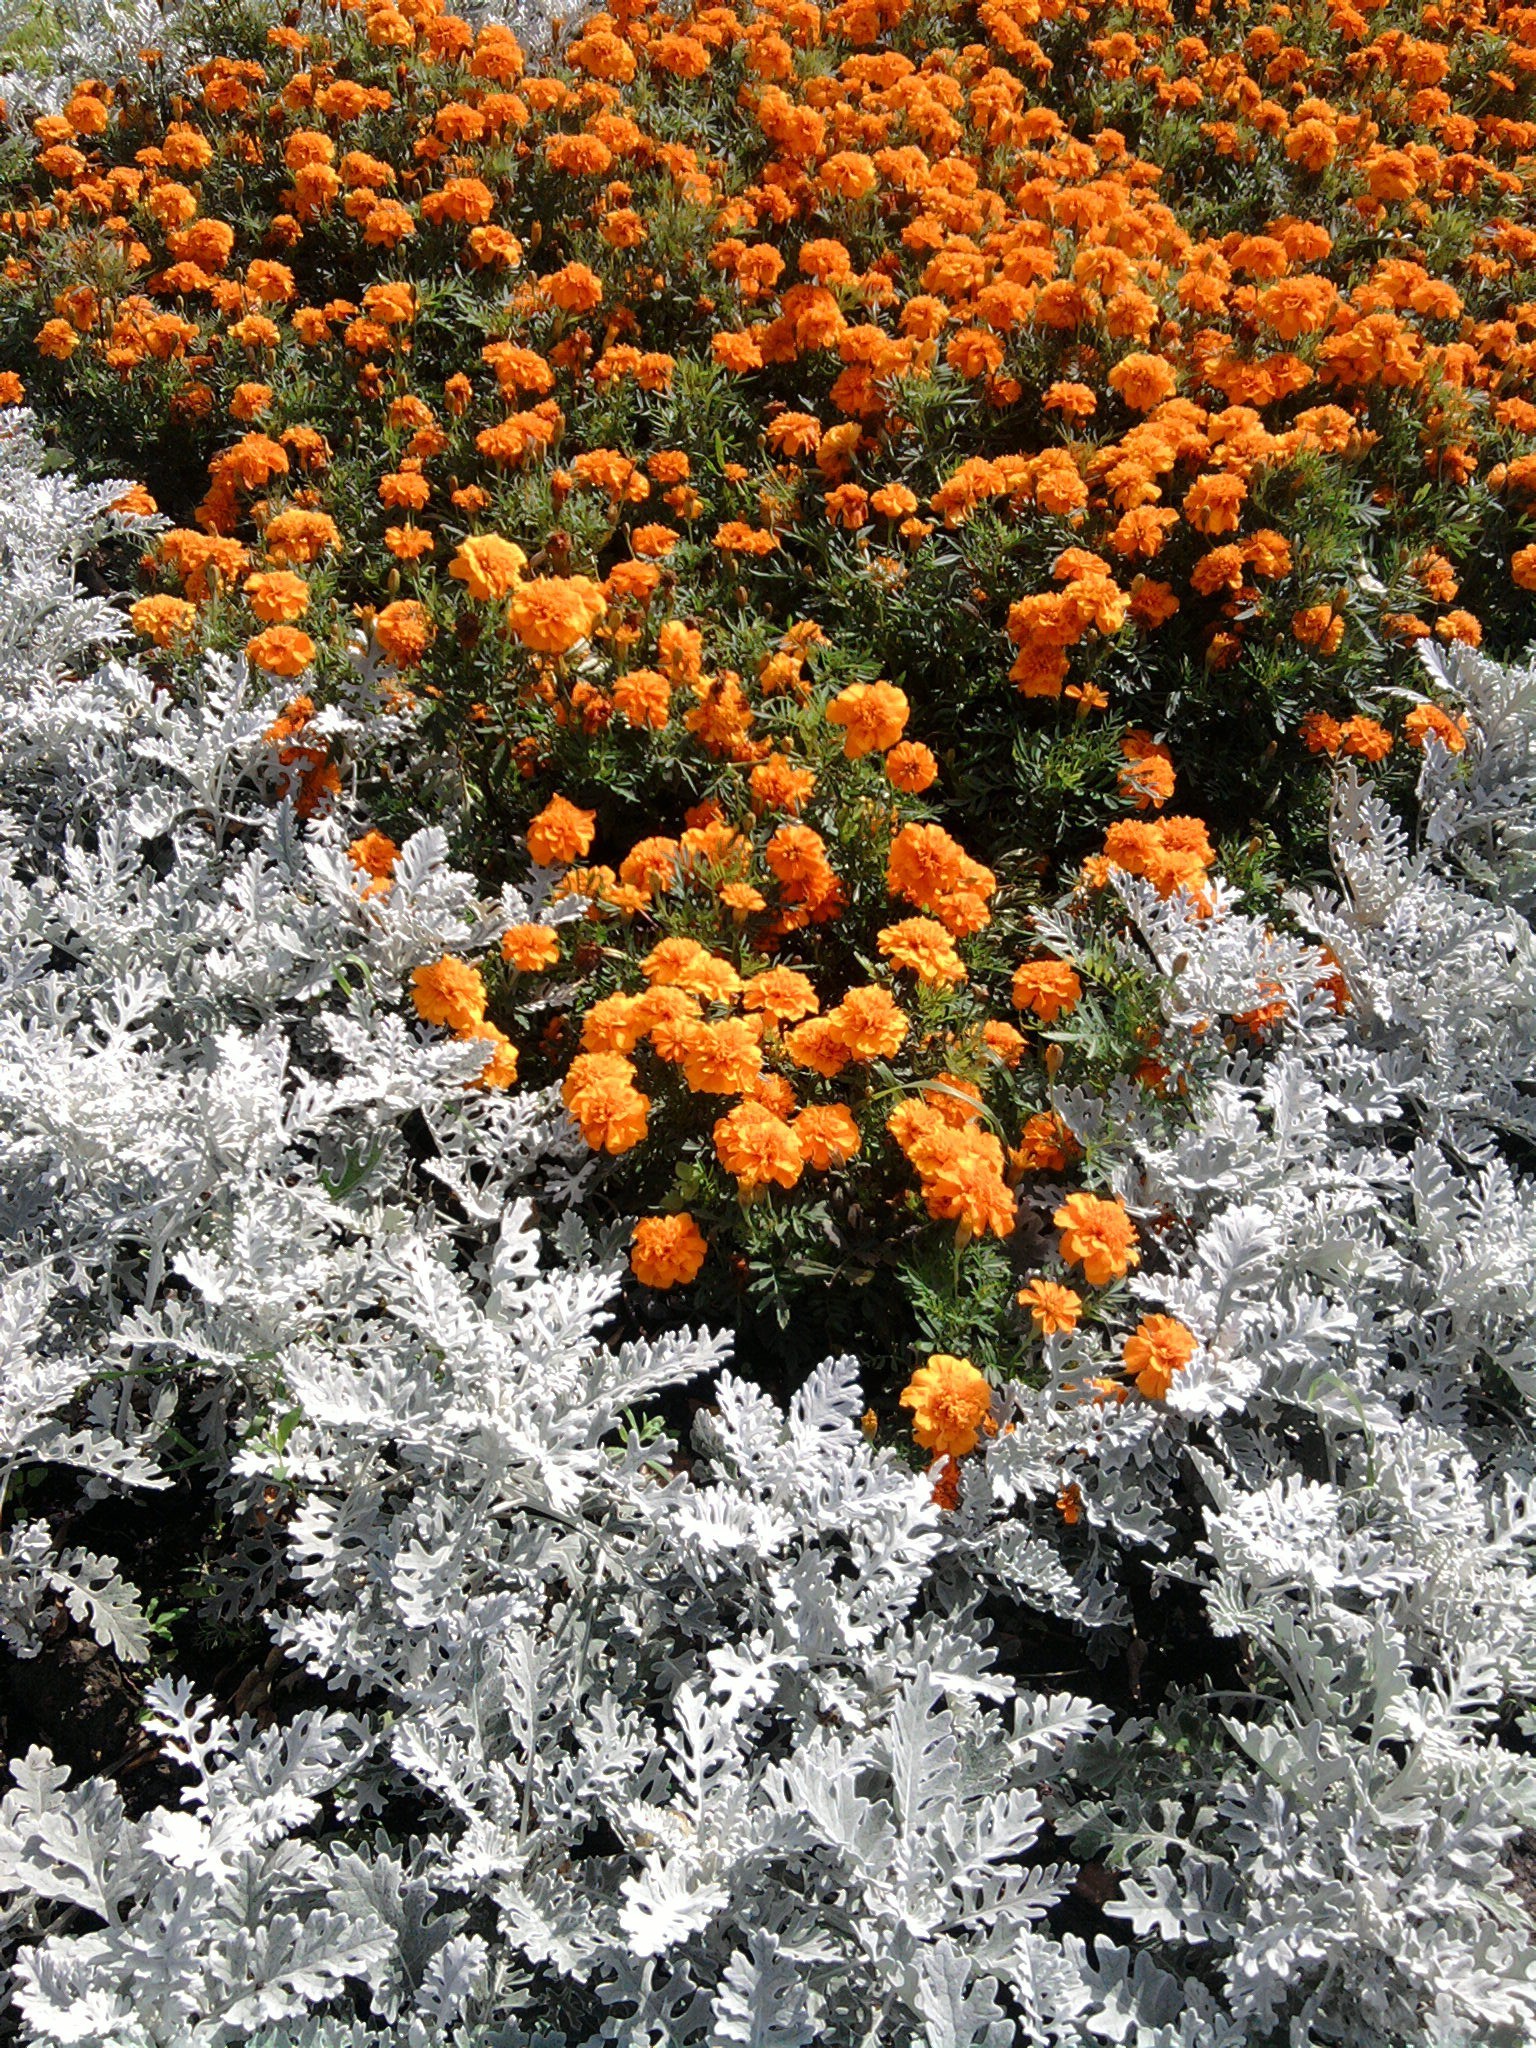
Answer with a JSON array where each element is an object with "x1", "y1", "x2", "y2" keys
[
  {"x1": 1011, "y1": 959, "x2": 1082, "y2": 1022},
  {"x1": 464, "y1": 1023, "x2": 520, "y2": 1091},
  {"x1": 348, "y1": 830, "x2": 399, "y2": 885},
  {"x1": 130, "y1": 595, "x2": 197, "y2": 647},
  {"x1": 1017, "y1": 1279, "x2": 1083, "y2": 1336},
  {"x1": 448, "y1": 533, "x2": 527, "y2": 599},
  {"x1": 562, "y1": 1056, "x2": 650, "y2": 1154},
  {"x1": 1403, "y1": 704, "x2": 1468, "y2": 753},
  {"x1": 630, "y1": 1212, "x2": 708, "y2": 1288},
  {"x1": 885, "y1": 740, "x2": 938, "y2": 793},
  {"x1": 641, "y1": 936, "x2": 742, "y2": 1003},
  {"x1": 501, "y1": 922, "x2": 560, "y2": 970},
  {"x1": 1013, "y1": 1110, "x2": 1079, "y2": 1174},
  {"x1": 1108, "y1": 352, "x2": 1178, "y2": 411},
  {"x1": 527, "y1": 795, "x2": 596, "y2": 867},
  {"x1": 508, "y1": 574, "x2": 606, "y2": 654},
  {"x1": 825, "y1": 679, "x2": 909, "y2": 758},
  {"x1": 742, "y1": 966, "x2": 819, "y2": 1024},
  {"x1": 827, "y1": 984, "x2": 908, "y2": 1060},
  {"x1": 246, "y1": 625, "x2": 315, "y2": 676},
  {"x1": 411, "y1": 954, "x2": 487, "y2": 1033},
  {"x1": 793, "y1": 1104, "x2": 861, "y2": 1170},
  {"x1": 1339, "y1": 715, "x2": 1393, "y2": 762},
  {"x1": 1054, "y1": 1191, "x2": 1141, "y2": 1287},
  {"x1": 373, "y1": 599, "x2": 432, "y2": 666},
  {"x1": 713, "y1": 1099, "x2": 804, "y2": 1191},
  {"x1": 612, "y1": 667, "x2": 672, "y2": 729},
  {"x1": 1122, "y1": 1314, "x2": 1197, "y2": 1399},
  {"x1": 542, "y1": 262, "x2": 603, "y2": 315},
  {"x1": 681, "y1": 1017, "x2": 764, "y2": 1095},
  {"x1": 877, "y1": 916, "x2": 966, "y2": 986},
  {"x1": 899, "y1": 1353, "x2": 993, "y2": 1461}
]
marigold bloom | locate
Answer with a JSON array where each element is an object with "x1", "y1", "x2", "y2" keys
[
  {"x1": 612, "y1": 667, "x2": 672, "y2": 729},
  {"x1": 899, "y1": 1354, "x2": 993, "y2": 1461},
  {"x1": 825, "y1": 679, "x2": 909, "y2": 758},
  {"x1": 348, "y1": 830, "x2": 399, "y2": 885},
  {"x1": 449, "y1": 533, "x2": 528, "y2": 599},
  {"x1": 464, "y1": 1023, "x2": 519, "y2": 1091},
  {"x1": 1403, "y1": 704, "x2": 1467, "y2": 753},
  {"x1": 527, "y1": 795, "x2": 596, "y2": 867},
  {"x1": 827, "y1": 984, "x2": 909, "y2": 1060},
  {"x1": 793, "y1": 1104, "x2": 861, "y2": 1170},
  {"x1": 373, "y1": 599, "x2": 432, "y2": 666},
  {"x1": 742, "y1": 967, "x2": 819, "y2": 1024},
  {"x1": 1108, "y1": 352, "x2": 1178, "y2": 410},
  {"x1": 562, "y1": 1051, "x2": 649, "y2": 1153},
  {"x1": 1122, "y1": 1314, "x2": 1197, "y2": 1399},
  {"x1": 1054, "y1": 1191, "x2": 1141, "y2": 1287},
  {"x1": 885, "y1": 740, "x2": 939, "y2": 793},
  {"x1": 246, "y1": 626, "x2": 315, "y2": 677},
  {"x1": 130, "y1": 595, "x2": 197, "y2": 646},
  {"x1": 877, "y1": 917, "x2": 966, "y2": 987},
  {"x1": 630, "y1": 1213, "x2": 708, "y2": 1288},
  {"x1": 713, "y1": 1099, "x2": 804, "y2": 1191},
  {"x1": 1017, "y1": 1279, "x2": 1083, "y2": 1336},
  {"x1": 641, "y1": 937, "x2": 742, "y2": 1003},
  {"x1": 681, "y1": 1017, "x2": 764, "y2": 1095},
  {"x1": 244, "y1": 570, "x2": 310, "y2": 624},
  {"x1": 411, "y1": 955, "x2": 488, "y2": 1033},
  {"x1": 501, "y1": 922, "x2": 560, "y2": 971},
  {"x1": 508, "y1": 574, "x2": 606, "y2": 654},
  {"x1": 1012, "y1": 959, "x2": 1082, "y2": 1022},
  {"x1": 1013, "y1": 1111, "x2": 1079, "y2": 1174}
]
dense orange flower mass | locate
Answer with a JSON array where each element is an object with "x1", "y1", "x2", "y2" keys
[{"x1": 13, "y1": 0, "x2": 1536, "y2": 1391}]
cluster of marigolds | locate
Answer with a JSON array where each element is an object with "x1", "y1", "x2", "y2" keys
[{"x1": 5, "y1": 0, "x2": 1535, "y2": 1495}]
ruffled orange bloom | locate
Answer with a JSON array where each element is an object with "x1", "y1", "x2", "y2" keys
[
  {"x1": 1012, "y1": 960, "x2": 1082, "y2": 1022},
  {"x1": 885, "y1": 741, "x2": 938, "y2": 793},
  {"x1": 681, "y1": 1017, "x2": 764, "y2": 1094},
  {"x1": 501, "y1": 922, "x2": 560, "y2": 970},
  {"x1": 713, "y1": 1099, "x2": 804, "y2": 1191},
  {"x1": 899, "y1": 1354, "x2": 993, "y2": 1461},
  {"x1": 562, "y1": 1052, "x2": 650, "y2": 1153},
  {"x1": 246, "y1": 626, "x2": 315, "y2": 676},
  {"x1": 130, "y1": 595, "x2": 197, "y2": 646},
  {"x1": 449, "y1": 533, "x2": 527, "y2": 599},
  {"x1": 527, "y1": 795, "x2": 596, "y2": 866},
  {"x1": 742, "y1": 966, "x2": 819, "y2": 1024},
  {"x1": 244, "y1": 570, "x2": 309, "y2": 623},
  {"x1": 348, "y1": 830, "x2": 399, "y2": 890},
  {"x1": 825, "y1": 680, "x2": 909, "y2": 758},
  {"x1": 1017, "y1": 1280, "x2": 1083, "y2": 1336},
  {"x1": 411, "y1": 955, "x2": 487, "y2": 1033},
  {"x1": 793, "y1": 1104, "x2": 861, "y2": 1170},
  {"x1": 1122, "y1": 1314, "x2": 1197, "y2": 1399},
  {"x1": 508, "y1": 575, "x2": 606, "y2": 654},
  {"x1": 1054, "y1": 1192, "x2": 1141, "y2": 1287},
  {"x1": 373, "y1": 599, "x2": 432, "y2": 665},
  {"x1": 464, "y1": 1023, "x2": 520, "y2": 1090},
  {"x1": 630, "y1": 1212, "x2": 708, "y2": 1288},
  {"x1": 877, "y1": 917, "x2": 966, "y2": 987},
  {"x1": 641, "y1": 936, "x2": 742, "y2": 1002},
  {"x1": 827, "y1": 985, "x2": 908, "y2": 1059}
]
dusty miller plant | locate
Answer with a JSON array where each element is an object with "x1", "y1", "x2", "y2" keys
[{"x1": 951, "y1": 648, "x2": 1536, "y2": 2044}]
